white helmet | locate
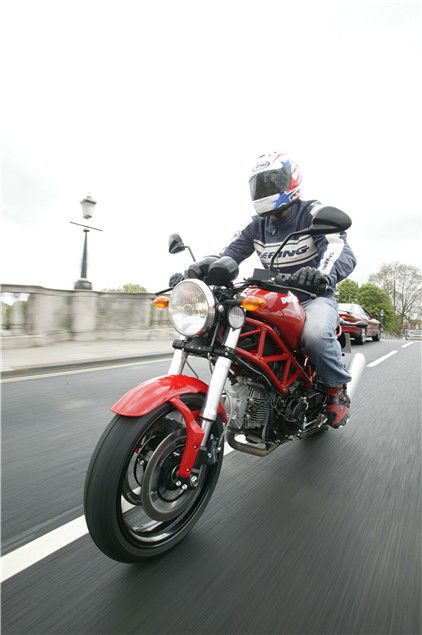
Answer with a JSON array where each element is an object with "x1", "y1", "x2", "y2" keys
[{"x1": 249, "y1": 152, "x2": 302, "y2": 215}]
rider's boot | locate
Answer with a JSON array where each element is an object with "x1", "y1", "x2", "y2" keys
[{"x1": 324, "y1": 384, "x2": 350, "y2": 428}]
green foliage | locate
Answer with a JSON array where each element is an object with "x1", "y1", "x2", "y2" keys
[
  {"x1": 102, "y1": 283, "x2": 147, "y2": 293},
  {"x1": 338, "y1": 279, "x2": 359, "y2": 303},
  {"x1": 357, "y1": 283, "x2": 398, "y2": 332}
]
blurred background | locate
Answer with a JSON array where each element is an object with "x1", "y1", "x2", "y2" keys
[
  {"x1": 2, "y1": 0, "x2": 421, "y2": 294},
  {"x1": 1, "y1": 3, "x2": 421, "y2": 634}
]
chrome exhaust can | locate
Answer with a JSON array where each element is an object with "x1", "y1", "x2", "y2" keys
[{"x1": 344, "y1": 352, "x2": 366, "y2": 398}]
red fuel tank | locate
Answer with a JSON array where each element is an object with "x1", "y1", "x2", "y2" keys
[{"x1": 245, "y1": 288, "x2": 305, "y2": 350}]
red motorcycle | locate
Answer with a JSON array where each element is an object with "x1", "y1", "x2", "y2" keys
[{"x1": 84, "y1": 206, "x2": 365, "y2": 562}]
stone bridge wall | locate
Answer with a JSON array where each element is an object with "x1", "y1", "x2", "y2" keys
[{"x1": 1, "y1": 284, "x2": 173, "y2": 348}]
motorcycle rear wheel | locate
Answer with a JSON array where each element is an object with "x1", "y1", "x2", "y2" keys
[{"x1": 84, "y1": 394, "x2": 223, "y2": 562}]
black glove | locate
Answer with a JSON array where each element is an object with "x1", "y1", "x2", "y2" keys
[
  {"x1": 169, "y1": 273, "x2": 184, "y2": 288},
  {"x1": 288, "y1": 267, "x2": 330, "y2": 295},
  {"x1": 186, "y1": 256, "x2": 219, "y2": 280}
]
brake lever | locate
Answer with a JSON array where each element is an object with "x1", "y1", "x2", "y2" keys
[
  {"x1": 284, "y1": 283, "x2": 333, "y2": 298},
  {"x1": 285, "y1": 286, "x2": 317, "y2": 299},
  {"x1": 238, "y1": 277, "x2": 332, "y2": 300}
]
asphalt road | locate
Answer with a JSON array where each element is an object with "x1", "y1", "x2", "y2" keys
[{"x1": 2, "y1": 339, "x2": 421, "y2": 634}]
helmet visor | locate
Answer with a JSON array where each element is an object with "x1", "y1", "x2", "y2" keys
[{"x1": 249, "y1": 168, "x2": 291, "y2": 201}]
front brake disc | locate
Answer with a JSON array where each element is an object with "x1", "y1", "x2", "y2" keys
[{"x1": 141, "y1": 430, "x2": 205, "y2": 521}]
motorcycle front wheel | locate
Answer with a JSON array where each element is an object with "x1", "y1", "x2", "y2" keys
[{"x1": 84, "y1": 394, "x2": 224, "y2": 562}]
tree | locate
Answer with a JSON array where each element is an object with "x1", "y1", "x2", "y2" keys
[
  {"x1": 357, "y1": 283, "x2": 398, "y2": 332},
  {"x1": 338, "y1": 279, "x2": 360, "y2": 303},
  {"x1": 102, "y1": 283, "x2": 147, "y2": 293},
  {"x1": 369, "y1": 262, "x2": 422, "y2": 329}
]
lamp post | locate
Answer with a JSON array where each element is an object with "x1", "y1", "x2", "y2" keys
[{"x1": 71, "y1": 194, "x2": 102, "y2": 290}]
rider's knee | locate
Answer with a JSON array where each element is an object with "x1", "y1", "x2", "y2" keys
[{"x1": 301, "y1": 323, "x2": 335, "y2": 353}]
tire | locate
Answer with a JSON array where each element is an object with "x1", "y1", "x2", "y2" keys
[
  {"x1": 372, "y1": 329, "x2": 381, "y2": 342},
  {"x1": 356, "y1": 327, "x2": 367, "y2": 345},
  {"x1": 84, "y1": 394, "x2": 223, "y2": 562}
]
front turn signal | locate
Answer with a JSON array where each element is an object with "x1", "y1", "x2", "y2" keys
[
  {"x1": 241, "y1": 296, "x2": 267, "y2": 311},
  {"x1": 153, "y1": 296, "x2": 169, "y2": 309}
]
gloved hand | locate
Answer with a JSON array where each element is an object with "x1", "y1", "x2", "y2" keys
[
  {"x1": 288, "y1": 267, "x2": 330, "y2": 295},
  {"x1": 169, "y1": 273, "x2": 184, "y2": 288},
  {"x1": 187, "y1": 256, "x2": 219, "y2": 280}
]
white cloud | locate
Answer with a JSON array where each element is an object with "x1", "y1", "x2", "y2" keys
[{"x1": 1, "y1": 0, "x2": 421, "y2": 292}]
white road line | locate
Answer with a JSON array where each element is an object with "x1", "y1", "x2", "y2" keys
[
  {"x1": 1, "y1": 442, "x2": 234, "y2": 582},
  {"x1": 366, "y1": 350, "x2": 398, "y2": 367},
  {"x1": 0, "y1": 356, "x2": 173, "y2": 384},
  {"x1": 401, "y1": 342, "x2": 415, "y2": 348},
  {"x1": 1, "y1": 516, "x2": 89, "y2": 582}
]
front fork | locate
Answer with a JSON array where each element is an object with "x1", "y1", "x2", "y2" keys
[{"x1": 168, "y1": 327, "x2": 241, "y2": 478}]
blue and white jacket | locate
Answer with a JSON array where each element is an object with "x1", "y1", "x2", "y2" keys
[{"x1": 220, "y1": 199, "x2": 357, "y2": 290}]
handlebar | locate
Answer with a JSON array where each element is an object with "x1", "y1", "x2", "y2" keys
[
  {"x1": 158, "y1": 273, "x2": 333, "y2": 298},
  {"x1": 274, "y1": 273, "x2": 333, "y2": 297},
  {"x1": 238, "y1": 273, "x2": 333, "y2": 299}
]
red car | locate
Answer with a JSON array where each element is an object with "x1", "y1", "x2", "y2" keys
[{"x1": 338, "y1": 303, "x2": 382, "y2": 344}]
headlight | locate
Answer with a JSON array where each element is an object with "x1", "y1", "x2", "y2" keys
[{"x1": 169, "y1": 279, "x2": 216, "y2": 337}]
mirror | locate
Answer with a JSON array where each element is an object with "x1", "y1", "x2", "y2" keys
[
  {"x1": 310, "y1": 206, "x2": 352, "y2": 235},
  {"x1": 168, "y1": 233, "x2": 185, "y2": 254}
]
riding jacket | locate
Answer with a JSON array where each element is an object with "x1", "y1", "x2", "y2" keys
[{"x1": 220, "y1": 199, "x2": 357, "y2": 289}]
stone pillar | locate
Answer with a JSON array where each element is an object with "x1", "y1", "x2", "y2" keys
[
  {"x1": 10, "y1": 299, "x2": 26, "y2": 334},
  {"x1": 139, "y1": 295, "x2": 154, "y2": 328},
  {"x1": 27, "y1": 292, "x2": 48, "y2": 337},
  {"x1": 71, "y1": 291, "x2": 98, "y2": 341}
]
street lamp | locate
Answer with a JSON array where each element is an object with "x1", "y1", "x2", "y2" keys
[
  {"x1": 80, "y1": 193, "x2": 96, "y2": 219},
  {"x1": 71, "y1": 194, "x2": 103, "y2": 290}
]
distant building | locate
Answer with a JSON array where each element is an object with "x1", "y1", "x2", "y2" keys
[{"x1": 405, "y1": 316, "x2": 422, "y2": 330}]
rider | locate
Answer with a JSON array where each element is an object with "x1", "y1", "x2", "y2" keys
[{"x1": 170, "y1": 152, "x2": 357, "y2": 428}]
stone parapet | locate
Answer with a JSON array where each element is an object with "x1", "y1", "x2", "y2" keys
[{"x1": 1, "y1": 284, "x2": 172, "y2": 348}]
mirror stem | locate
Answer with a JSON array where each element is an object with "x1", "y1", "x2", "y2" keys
[
  {"x1": 185, "y1": 246, "x2": 196, "y2": 262},
  {"x1": 269, "y1": 228, "x2": 310, "y2": 273}
]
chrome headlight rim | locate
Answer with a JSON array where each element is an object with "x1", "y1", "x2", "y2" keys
[{"x1": 169, "y1": 278, "x2": 216, "y2": 338}]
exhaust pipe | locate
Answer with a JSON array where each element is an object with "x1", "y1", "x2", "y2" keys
[
  {"x1": 345, "y1": 352, "x2": 366, "y2": 398},
  {"x1": 226, "y1": 431, "x2": 287, "y2": 456}
]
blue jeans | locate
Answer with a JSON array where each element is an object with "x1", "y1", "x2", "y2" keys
[{"x1": 301, "y1": 296, "x2": 351, "y2": 388}]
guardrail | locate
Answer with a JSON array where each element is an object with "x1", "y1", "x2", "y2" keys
[{"x1": 1, "y1": 284, "x2": 173, "y2": 349}]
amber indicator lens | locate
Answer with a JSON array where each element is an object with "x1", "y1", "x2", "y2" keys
[
  {"x1": 241, "y1": 296, "x2": 267, "y2": 311},
  {"x1": 153, "y1": 296, "x2": 169, "y2": 309}
]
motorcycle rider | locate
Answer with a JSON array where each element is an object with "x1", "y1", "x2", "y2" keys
[{"x1": 170, "y1": 152, "x2": 357, "y2": 428}]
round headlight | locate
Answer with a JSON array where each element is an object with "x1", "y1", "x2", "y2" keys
[{"x1": 169, "y1": 279, "x2": 215, "y2": 337}]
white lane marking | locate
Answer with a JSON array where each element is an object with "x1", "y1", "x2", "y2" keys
[
  {"x1": 366, "y1": 350, "x2": 398, "y2": 367},
  {"x1": 401, "y1": 342, "x2": 415, "y2": 348},
  {"x1": 1, "y1": 442, "x2": 235, "y2": 582},
  {"x1": 1, "y1": 516, "x2": 89, "y2": 582},
  {"x1": 0, "y1": 356, "x2": 173, "y2": 384}
]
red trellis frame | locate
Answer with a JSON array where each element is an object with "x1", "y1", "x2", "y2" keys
[{"x1": 235, "y1": 317, "x2": 314, "y2": 393}]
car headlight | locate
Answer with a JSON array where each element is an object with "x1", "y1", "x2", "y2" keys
[{"x1": 169, "y1": 279, "x2": 216, "y2": 337}]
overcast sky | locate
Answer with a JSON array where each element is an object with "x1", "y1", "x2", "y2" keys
[{"x1": 2, "y1": 0, "x2": 421, "y2": 293}]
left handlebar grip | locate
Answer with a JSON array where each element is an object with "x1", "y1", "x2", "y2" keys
[{"x1": 274, "y1": 273, "x2": 291, "y2": 286}]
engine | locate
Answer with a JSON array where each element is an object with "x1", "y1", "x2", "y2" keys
[
  {"x1": 225, "y1": 377, "x2": 270, "y2": 442},
  {"x1": 225, "y1": 376, "x2": 327, "y2": 443}
]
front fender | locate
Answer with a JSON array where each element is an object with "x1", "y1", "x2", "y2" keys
[{"x1": 111, "y1": 374, "x2": 227, "y2": 421}]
